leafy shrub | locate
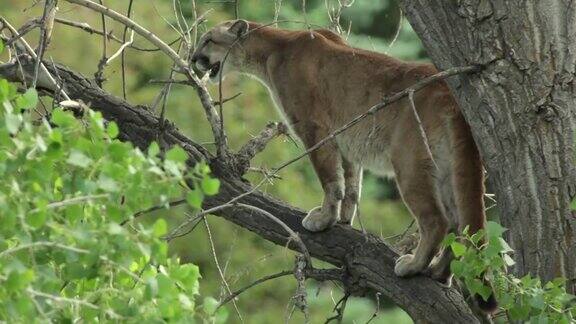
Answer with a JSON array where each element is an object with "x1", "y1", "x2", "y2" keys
[
  {"x1": 0, "y1": 66, "x2": 226, "y2": 322},
  {"x1": 444, "y1": 222, "x2": 575, "y2": 323}
]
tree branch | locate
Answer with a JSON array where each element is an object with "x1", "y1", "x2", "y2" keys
[{"x1": 0, "y1": 58, "x2": 480, "y2": 324}]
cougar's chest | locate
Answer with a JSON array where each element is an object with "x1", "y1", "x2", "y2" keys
[{"x1": 337, "y1": 127, "x2": 395, "y2": 177}]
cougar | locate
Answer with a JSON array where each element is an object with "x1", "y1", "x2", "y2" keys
[{"x1": 191, "y1": 20, "x2": 495, "y2": 310}]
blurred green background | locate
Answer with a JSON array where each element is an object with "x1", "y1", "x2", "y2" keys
[{"x1": 1, "y1": 1, "x2": 433, "y2": 323}]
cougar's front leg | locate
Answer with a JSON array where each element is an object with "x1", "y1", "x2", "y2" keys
[
  {"x1": 339, "y1": 157, "x2": 362, "y2": 225},
  {"x1": 300, "y1": 132, "x2": 344, "y2": 232}
]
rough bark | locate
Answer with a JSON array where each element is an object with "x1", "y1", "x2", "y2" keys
[
  {"x1": 0, "y1": 58, "x2": 480, "y2": 323},
  {"x1": 400, "y1": 0, "x2": 576, "y2": 292}
]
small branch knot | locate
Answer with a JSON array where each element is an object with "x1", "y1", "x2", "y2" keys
[{"x1": 231, "y1": 121, "x2": 289, "y2": 176}]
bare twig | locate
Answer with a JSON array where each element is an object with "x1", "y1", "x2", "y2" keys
[
  {"x1": 53, "y1": 16, "x2": 180, "y2": 53},
  {"x1": 384, "y1": 7, "x2": 403, "y2": 55},
  {"x1": 121, "y1": 198, "x2": 187, "y2": 225},
  {"x1": 324, "y1": 292, "x2": 350, "y2": 323},
  {"x1": 408, "y1": 89, "x2": 438, "y2": 170},
  {"x1": 3, "y1": 18, "x2": 40, "y2": 47},
  {"x1": 365, "y1": 292, "x2": 381, "y2": 324},
  {"x1": 237, "y1": 203, "x2": 311, "y2": 265},
  {"x1": 62, "y1": 0, "x2": 186, "y2": 72},
  {"x1": 0, "y1": 241, "x2": 89, "y2": 258},
  {"x1": 248, "y1": 166, "x2": 283, "y2": 179},
  {"x1": 148, "y1": 79, "x2": 191, "y2": 86},
  {"x1": 27, "y1": 288, "x2": 99, "y2": 309},
  {"x1": 154, "y1": 40, "x2": 185, "y2": 154},
  {"x1": 55, "y1": 17, "x2": 121, "y2": 42},
  {"x1": 216, "y1": 270, "x2": 292, "y2": 310},
  {"x1": 106, "y1": 29, "x2": 134, "y2": 65},
  {"x1": 163, "y1": 199, "x2": 312, "y2": 266},
  {"x1": 302, "y1": 0, "x2": 312, "y2": 35},
  {"x1": 203, "y1": 217, "x2": 244, "y2": 322},
  {"x1": 33, "y1": 0, "x2": 57, "y2": 88},
  {"x1": 94, "y1": 0, "x2": 108, "y2": 87},
  {"x1": 120, "y1": 0, "x2": 134, "y2": 99},
  {"x1": 212, "y1": 91, "x2": 241, "y2": 105},
  {"x1": 384, "y1": 219, "x2": 415, "y2": 241},
  {"x1": 274, "y1": 0, "x2": 283, "y2": 26},
  {"x1": 29, "y1": 194, "x2": 109, "y2": 214},
  {"x1": 325, "y1": 0, "x2": 355, "y2": 34},
  {"x1": 292, "y1": 255, "x2": 310, "y2": 323}
]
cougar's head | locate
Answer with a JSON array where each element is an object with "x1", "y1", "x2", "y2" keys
[{"x1": 190, "y1": 19, "x2": 249, "y2": 82}]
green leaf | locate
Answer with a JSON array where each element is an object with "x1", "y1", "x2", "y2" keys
[
  {"x1": 486, "y1": 221, "x2": 506, "y2": 239},
  {"x1": 157, "y1": 273, "x2": 176, "y2": 296},
  {"x1": 148, "y1": 142, "x2": 160, "y2": 157},
  {"x1": 27, "y1": 211, "x2": 47, "y2": 228},
  {"x1": 201, "y1": 177, "x2": 220, "y2": 196},
  {"x1": 0, "y1": 79, "x2": 16, "y2": 102},
  {"x1": 67, "y1": 150, "x2": 92, "y2": 168},
  {"x1": 166, "y1": 146, "x2": 188, "y2": 163},
  {"x1": 15, "y1": 88, "x2": 38, "y2": 110},
  {"x1": 186, "y1": 189, "x2": 203, "y2": 209},
  {"x1": 450, "y1": 260, "x2": 464, "y2": 276},
  {"x1": 203, "y1": 296, "x2": 219, "y2": 314},
  {"x1": 470, "y1": 230, "x2": 485, "y2": 245},
  {"x1": 171, "y1": 263, "x2": 201, "y2": 295},
  {"x1": 441, "y1": 233, "x2": 456, "y2": 247},
  {"x1": 107, "y1": 121, "x2": 119, "y2": 139},
  {"x1": 498, "y1": 237, "x2": 513, "y2": 253},
  {"x1": 450, "y1": 242, "x2": 467, "y2": 257},
  {"x1": 5, "y1": 113, "x2": 21, "y2": 134},
  {"x1": 503, "y1": 254, "x2": 516, "y2": 266},
  {"x1": 531, "y1": 294, "x2": 546, "y2": 310},
  {"x1": 152, "y1": 219, "x2": 168, "y2": 237},
  {"x1": 6, "y1": 270, "x2": 35, "y2": 292},
  {"x1": 476, "y1": 283, "x2": 493, "y2": 301},
  {"x1": 51, "y1": 108, "x2": 77, "y2": 127},
  {"x1": 97, "y1": 176, "x2": 119, "y2": 192}
]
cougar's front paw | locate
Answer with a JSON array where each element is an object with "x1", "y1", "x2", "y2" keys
[
  {"x1": 302, "y1": 206, "x2": 337, "y2": 232},
  {"x1": 394, "y1": 254, "x2": 423, "y2": 278}
]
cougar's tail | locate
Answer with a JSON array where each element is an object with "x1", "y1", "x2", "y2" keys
[{"x1": 451, "y1": 114, "x2": 498, "y2": 313}]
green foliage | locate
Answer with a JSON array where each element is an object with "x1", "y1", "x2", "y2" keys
[
  {"x1": 0, "y1": 77, "x2": 226, "y2": 322},
  {"x1": 446, "y1": 222, "x2": 575, "y2": 323}
]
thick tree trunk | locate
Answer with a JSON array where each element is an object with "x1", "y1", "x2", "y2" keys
[{"x1": 400, "y1": 0, "x2": 576, "y2": 292}]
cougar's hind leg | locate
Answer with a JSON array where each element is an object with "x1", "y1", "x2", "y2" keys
[
  {"x1": 393, "y1": 160, "x2": 449, "y2": 277},
  {"x1": 427, "y1": 165, "x2": 459, "y2": 286}
]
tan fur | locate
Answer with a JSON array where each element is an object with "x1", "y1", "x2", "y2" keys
[{"x1": 191, "y1": 20, "x2": 487, "y2": 279}]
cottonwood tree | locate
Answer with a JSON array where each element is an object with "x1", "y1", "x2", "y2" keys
[{"x1": 1, "y1": 1, "x2": 575, "y2": 323}]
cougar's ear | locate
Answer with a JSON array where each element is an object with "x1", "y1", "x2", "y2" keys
[{"x1": 228, "y1": 19, "x2": 249, "y2": 38}]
